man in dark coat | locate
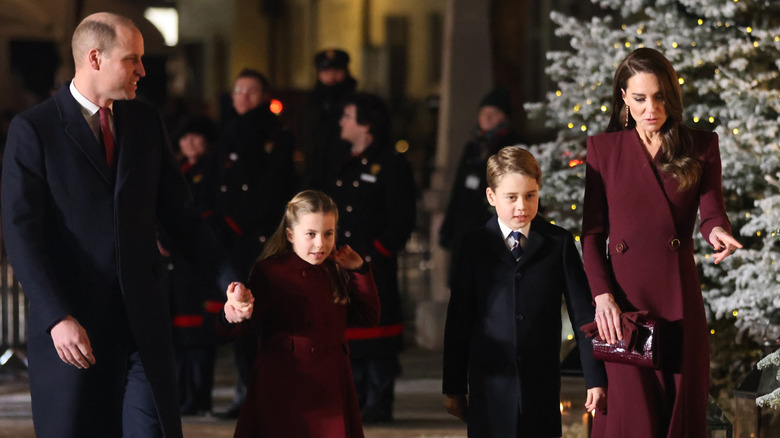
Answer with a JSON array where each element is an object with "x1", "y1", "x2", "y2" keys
[
  {"x1": 0, "y1": 13, "x2": 253, "y2": 438},
  {"x1": 439, "y1": 87, "x2": 524, "y2": 286},
  {"x1": 213, "y1": 68, "x2": 297, "y2": 418},
  {"x1": 299, "y1": 49, "x2": 358, "y2": 189},
  {"x1": 324, "y1": 93, "x2": 417, "y2": 423}
]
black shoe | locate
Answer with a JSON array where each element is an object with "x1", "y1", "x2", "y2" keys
[
  {"x1": 361, "y1": 410, "x2": 393, "y2": 424},
  {"x1": 215, "y1": 406, "x2": 241, "y2": 419}
]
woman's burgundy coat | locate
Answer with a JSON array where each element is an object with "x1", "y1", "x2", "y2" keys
[
  {"x1": 218, "y1": 252, "x2": 380, "y2": 437},
  {"x1": 582, "y1": 128, "x2": 730, "y2": 438}
]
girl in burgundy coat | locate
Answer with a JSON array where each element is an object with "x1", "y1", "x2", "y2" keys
[
  {"x1": 582, "y1": 48, "x2": 742, "y2": 438},
  {"x1": 218, "y1": 190, "x2": 380, "y2": 437}
]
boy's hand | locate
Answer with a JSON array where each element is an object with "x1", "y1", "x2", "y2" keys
[
  {"x1": 225, "y1": 282, "x2": 254, "y2": 323},
  {"x1": 444, "y1": 394, "x2": 468, "y2": 422},
  {"x1": 331, "y1": 244, "x2": 364, "y2": 271},
  {"x1": 585, "y1": 387, "x2": 607, "y2": 413}
]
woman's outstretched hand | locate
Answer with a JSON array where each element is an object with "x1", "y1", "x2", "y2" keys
[{"x1": 710, "y1": 226, "x2": 742, "y2": 264}]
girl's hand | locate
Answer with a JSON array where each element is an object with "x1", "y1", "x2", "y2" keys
[
  {"x1": 594, "y1": 293, "x2": 622, "y2": 344},
  {"x1": 709, "y1": 226, "x2": 743, "y2": 264},
  {"x1": 585, "y1": 387, "x2": 607, "y2": 413},
  {"x1": 331, "y1": 244, "x2": 364, "y2": 270}
]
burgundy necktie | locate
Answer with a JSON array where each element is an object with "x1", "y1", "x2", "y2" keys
[{"x1": 99, "y1": 107, "x2": 115, "y2": 166}]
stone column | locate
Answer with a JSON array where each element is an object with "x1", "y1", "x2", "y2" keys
[{"x1": 416, "y1": 0, "x2": 493, "y2": 350}]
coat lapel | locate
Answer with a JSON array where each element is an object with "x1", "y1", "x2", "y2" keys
[
  {"x1": 622, "y1": 130, "x2": 678, "y2": 235},
  {"x1": 485, "y1": 217, "x2": 518, "y2": 268},
  {"x1": 54, "y1": 85, "x2": 112, "y2": 184}
]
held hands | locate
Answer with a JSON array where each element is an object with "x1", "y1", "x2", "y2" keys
[
  {"x1": 330, "y1": 244, "x2": 364, "y2": 271},
  {"x1": 585, "y1": 387, "x2": 607, "y2": 413},
  {"x1": 710, "y1": 226, "x2": 743, "y2": 264},
  {"x1": 444, "y1": 394, "x2": 468, "y2": 422},
  {"x1": 594, "y1": 293, "x2": 623, "y2": 345},
  {"x1": 50, "y1": 315, "x2": 96, "y2": 369},
  {"x1": 224, "y1": 282, "x2": 254, "y2": 323}
]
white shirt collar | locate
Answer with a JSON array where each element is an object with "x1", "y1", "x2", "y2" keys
[
  {"x1": 69, "y1": 80, "x2": 101, "y2": 116},
  {"x1": 497, "y1": 217, "x2": 532, "y2": 243}
]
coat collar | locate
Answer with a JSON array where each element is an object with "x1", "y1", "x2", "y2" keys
[
  {"x1": 485, "y1": 215, "x2": 547, "y2": 269},
  {"x1": 54, "y1": 83, "x2": 113, "y2": 184}
]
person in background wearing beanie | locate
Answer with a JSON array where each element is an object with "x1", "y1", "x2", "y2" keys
[
  {"x1": 157, "y1": 114, "x2": 223, "y2": 416},
  {"x1": 439, "y1": 87, "x2": 524, "y2": 286},
  {"x1": 299, "y1": 49, "x2": 358, "y2": 189},
  {"x1": 324, "y1": 93, "x2": 417, "y2": 423},
  {"x1": 213, "y1": 68, "x2": 297, "y2": 418}
]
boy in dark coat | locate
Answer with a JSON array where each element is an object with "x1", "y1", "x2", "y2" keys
[{"x1": 442, "y1": 146, "x2": 606, "y2": 437}]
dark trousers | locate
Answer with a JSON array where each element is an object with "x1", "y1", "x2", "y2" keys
[
  {"x1": 350, "y1": 355, "x2": 400, "y2": 422},
  {"x1": 123, "y1": 350, "x2": 164, "y2": 438},
  {"x1": 175, "y1": 345, "x2": 217, "y2": 414}
]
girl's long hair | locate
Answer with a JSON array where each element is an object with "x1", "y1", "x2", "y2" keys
[
  {"x1": 606, "y1": 48, "x2": 701, "y2": 191},
  {"x1": 260, "y1": 190, "x2": 350, "y2": 303}
]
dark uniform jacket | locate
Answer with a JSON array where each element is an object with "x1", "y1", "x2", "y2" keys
[
  {"x1": 443, "y1": 215, "x2": 606, "y2": 437},
  {"x1": 214, "y1": 104, "x2": 297, "y2": 279},
  {"x1": 323, "y1": 142, "x2": 416, "y2": 357},
  {"x1": 299, "y1": 77, "x2": 358, "y2": 189}
]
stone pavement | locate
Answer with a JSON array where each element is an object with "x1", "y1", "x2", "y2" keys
[{"x1": 0, "y1": 346, "x2": 594, "y2": 437}]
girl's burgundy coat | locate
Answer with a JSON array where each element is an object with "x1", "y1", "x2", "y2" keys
[
  {"x1": 218, "y1": 252, "x2": 380, "y2": 437},
  {"x1": 582, "y1": 128, "x2": 730, "y2": 438}
]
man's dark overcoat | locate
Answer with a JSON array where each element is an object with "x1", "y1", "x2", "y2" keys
[
  {"x1": 1, "y1": 84, "x2": 236, "y2": 437},
  {"x1": 443, "y1": 215, "x2": 606, "y2": 437}
]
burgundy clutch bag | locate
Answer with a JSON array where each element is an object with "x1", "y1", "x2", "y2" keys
[{"x1": 580, "y1": 311, "x2": 663, "y2": 369}]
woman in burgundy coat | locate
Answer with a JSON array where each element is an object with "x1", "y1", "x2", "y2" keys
[
  {"x1": 582, "y1": 48, "x2": 742, "y2": 438},
  {"x1": 218, "y1": 191, "x2": 380, "y2": 437}
]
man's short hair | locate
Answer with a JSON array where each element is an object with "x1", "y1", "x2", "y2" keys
[
  {"x1": 235, "y1": 68, "x2": 271, "y2": 96},
  {"x1": 72, "y1": 13, "x2": 136, "y2": 64},
  {"x1": 486, "y1": 146, "x2": 542, "y2": 189}
]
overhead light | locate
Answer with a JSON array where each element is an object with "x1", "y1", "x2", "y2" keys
[{"x1": 144, "y1": 7, "x2": 179, "y2": 46}]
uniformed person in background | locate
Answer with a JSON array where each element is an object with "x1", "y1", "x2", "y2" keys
[
  {"x1": 158, "y1": 114, "x2": 223, "y2": 416},
  {"x1": 298, "y1": 49, "x2": 358, "y2": 189},
  {"x1": 439, "y1": 87, "x2": 524, "y2": 286},
  {"x1": 324, "y1": 93, "x2": 417, "y2": 423},
  {"x1": 213, "y1": 68, "x2": 297, "y2": 418}
]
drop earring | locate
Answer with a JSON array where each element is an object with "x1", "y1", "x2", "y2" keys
[{"x1": 624, "y1": 105, "x2": 630, "y2": 128}]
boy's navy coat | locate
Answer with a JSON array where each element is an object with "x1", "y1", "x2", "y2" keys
[
  {"x1": 443, "y1": 215, "x2": 606, "y2": 437},
  {"x1": 1, "y1": 84, "x2": 236, "y2": 437}
]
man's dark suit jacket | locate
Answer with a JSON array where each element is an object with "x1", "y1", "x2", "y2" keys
[
  {"x1": 1, "y1": 84, "x2": 236, "y2": 437},
  {"x1": 443, "y1": 215, "x2": 606, "y2": 437}
]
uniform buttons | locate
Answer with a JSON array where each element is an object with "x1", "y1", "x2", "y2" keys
[
  {"x1": 259, "y1": 235, "x2": 266, "y2": 243},
  {"x1": 344, "y1": 231, "x2": 351, "y2": 238},
  {"x1": 241, "y1": 184, "x2": 249, "y2": 191},
  {"x1": 220, "y1": 185, "x2": 227, "y2": 192},
  {"x1": 365, "y1": 255, "x2": 372, "y2": 263},
  {"x1": 167, "y1": 263, "x2": 175, "y2": 271},
  {"x1": 336, "y1": 180, "x2": 343, "y2": 187},
  {"x1": 346, "y1": 205, "x2": 353, "y2": 212},
  {"x1": 353, "y1": 181, "x2": 360, "y2": 188},
  {"x1": 361, "y1": 158, "x2": 368, "y2": 165},
  {"x1": 229, "y1": 153, "x2": 238, "y2": 161}
]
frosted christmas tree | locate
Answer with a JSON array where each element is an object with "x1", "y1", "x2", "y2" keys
[{"x1": 525, "y1": 0, "x2": 780, "y2": 407}]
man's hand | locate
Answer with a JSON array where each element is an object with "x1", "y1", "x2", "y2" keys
[
  {"x1": 224, "y1": 282, "x2": 254, "y2": 323},
  {"x1": 50, "y1": 315, "x2": 96, "y2": 369},
  {"x1": 444, "y1": 394, "x2": 468, "y2": 422}
]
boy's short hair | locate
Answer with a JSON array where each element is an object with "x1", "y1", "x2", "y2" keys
[{"x1": 486, "y1": 146, "x2": 542, "y2": 189}]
